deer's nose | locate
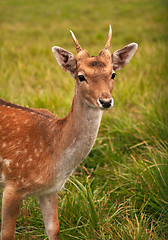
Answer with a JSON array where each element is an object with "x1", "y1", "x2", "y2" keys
[{"x1": 98, "y1": 97, "x2": 114, "y2": 109}]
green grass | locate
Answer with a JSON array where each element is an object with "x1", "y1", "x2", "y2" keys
[{"x1": 0, "y1": 0, "x2": 168, "y2": 239}]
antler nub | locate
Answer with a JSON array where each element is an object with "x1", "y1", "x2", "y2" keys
[
  {"x1": 70, "y1": 30, "x2": 82, "y2": 53},
  {"x1": 104, "y1": 25, "x2": 112, "y2": 50}
]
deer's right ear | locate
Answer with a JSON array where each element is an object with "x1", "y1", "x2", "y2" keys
[{"x1": 52, "y1": 46, "x2": 77, "y2": 77}]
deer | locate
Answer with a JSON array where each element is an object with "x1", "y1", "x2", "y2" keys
[{"x1": 0, "y1": 26, "x2": 137, "y2": 240}]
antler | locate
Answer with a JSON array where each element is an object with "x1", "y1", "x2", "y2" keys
[
  {"x1": 70, "y1": 30, "x2": 82, "y2": 53},
  {"x1": 104, "y1": 25, "x2": 112, "y2": 50},
  {"x1": 70, "y1": 26, "x2": 112, "y2": 54}
]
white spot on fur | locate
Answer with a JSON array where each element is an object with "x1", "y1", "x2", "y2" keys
[
  {"x1": 15, "y1": 150, "x2": 20, "y2": 155},
  {"x1": 34, "y1": 149, "x2": 40, "y2": 157},
  {"x1": 21, "y1": 178, "x2": 25, "y2": 183},
  {"x1": 2, "y1": 143, "x2": 7, "y2": 148},
  {"x1": 13, "y1": 118, "x2": 18, "y2": 124},
  {"x1": 11, "y1": 130, "x2": 16, "y2": 134},
  {"x1": 24, "y1": 119, "x2": 29, "y2": 124},
  {"x1": 28, "y1": 157, "x2": 33, "y2": 162},
  {"x1": 17, "y1": 127, "x2": 20, "y2": 132},
  {"x1": 4, "y1": 159, "x2": 12, "y2": 167}
]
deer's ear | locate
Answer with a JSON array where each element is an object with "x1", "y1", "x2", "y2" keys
[
  {"x1": 52, "y1": 46, "x2": 77, "y2": 77},
  {"x1": 112, "y1": 43, "x2": 138, "y2": 71}
]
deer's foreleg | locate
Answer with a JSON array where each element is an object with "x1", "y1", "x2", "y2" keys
[
  {"x1": 1, "y1": 186, "x2": 23, "y2": 240},
  {"x1": 39, "y1": 192, "x2": 60, "y2": 240}
]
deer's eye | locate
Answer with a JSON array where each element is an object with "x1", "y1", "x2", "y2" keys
[
  {"x1": 78, "y1": 75, "x2": 86, "y2": 82},
  {"x1": 111, "y1": 73, "x2": 116, "y2": 80}
]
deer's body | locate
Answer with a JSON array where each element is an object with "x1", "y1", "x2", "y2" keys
[
  {"x1": 0, "y1": 26, "x2": 137, "y2": 240},
  {"x1": 0, "y1": 96, "x2": 101, "y2": 197}
]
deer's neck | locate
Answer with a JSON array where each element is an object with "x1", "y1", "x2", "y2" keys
[
  {"x1": 68, "y1": 93, "x2": 103, "y2": 145},
  {"x1": 56, "y1": 87, "x2": 103, "y2": 174}
]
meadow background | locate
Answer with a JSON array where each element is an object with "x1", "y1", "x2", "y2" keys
[{"x1": 0, "y1": 0, "x2": 168, "y2": 239}]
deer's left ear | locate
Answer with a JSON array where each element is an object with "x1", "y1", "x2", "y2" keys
[
  {"x1": 52, "y1": 46, "x2": 77, "y2": 77},
  {"x1": 112, "y1": 43, "x2": 138, "y2": 71}
]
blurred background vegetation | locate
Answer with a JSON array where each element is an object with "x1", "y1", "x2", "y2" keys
[{"x1": 0, "y1": 0, "x2": 168, "y2": 239}]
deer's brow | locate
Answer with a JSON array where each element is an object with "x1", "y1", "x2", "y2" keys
[{"x1": 88, "y1": 61, "x2": 106, "y2": 68}]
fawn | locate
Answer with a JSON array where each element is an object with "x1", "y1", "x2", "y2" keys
[{"x1": 0, "y1": 26, "x2": 137, "y2": 239}]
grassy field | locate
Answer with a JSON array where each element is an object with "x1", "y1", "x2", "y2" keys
[{"x1": 0, "y1": 0, "x2": 168, "y2": 239}]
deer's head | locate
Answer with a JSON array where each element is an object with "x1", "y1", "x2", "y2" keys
[{"x1": 52, "y1": 26, "x2": 138, "y2": 110}]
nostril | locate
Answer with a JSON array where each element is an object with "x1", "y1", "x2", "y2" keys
[
  {"x1": 99, "y1": 98, "x2": 105, "y2": 105},
  {"x1": 98, "y1": 98, "x2": 112, "y2": 109}
]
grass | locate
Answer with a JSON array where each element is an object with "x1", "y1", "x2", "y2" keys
[{"x1": 0, "y1": 0, "x2": 168, "y2": 239}]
